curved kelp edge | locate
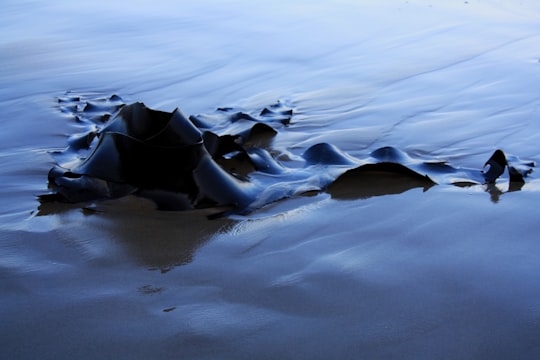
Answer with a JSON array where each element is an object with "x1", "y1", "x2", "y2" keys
[{"x1": 39, "y1": 93, "x2": 535, "y2": 216}]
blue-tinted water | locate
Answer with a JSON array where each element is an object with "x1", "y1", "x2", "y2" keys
[{"x1": 1, "y1": 1, "x2": 540, "y2": 358}]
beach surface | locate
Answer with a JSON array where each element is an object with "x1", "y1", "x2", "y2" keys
[{"x1": 1, "y1": 1, "x2": 540, "y2": 358}]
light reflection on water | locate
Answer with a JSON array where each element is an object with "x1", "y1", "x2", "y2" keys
[{"x1": 1, "y1": 0, "x2": 540, "y2": 358}]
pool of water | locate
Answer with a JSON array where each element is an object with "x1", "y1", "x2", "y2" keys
[{"x1": 1, "y1": 1, "x2": 540, "y2": 358}]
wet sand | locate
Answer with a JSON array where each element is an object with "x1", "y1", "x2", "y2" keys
[{"x1": 1, "y1": 1, "x2": 540, "y2": 359}]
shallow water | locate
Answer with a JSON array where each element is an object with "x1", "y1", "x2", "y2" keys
[{"x1": 1, "y1": 0, "x2": 540, "y2": 359}]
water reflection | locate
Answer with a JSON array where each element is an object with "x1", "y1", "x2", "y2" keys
[
  {"x1": 327, "y1": 163, "x2": 435, "y2": 200},
  {"x1": 486, "y1": 181, "x2": 524, "y2": 203},
  {"x1": 37, "y1": 197, "x2": 234, "y2": 271},
  {"x1": 327, "y1": 168, "x2": 524, "y2": 203}
]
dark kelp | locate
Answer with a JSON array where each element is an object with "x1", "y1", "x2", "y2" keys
[{"x1": 40, "y1": 93, "x2": 535, "y2": 215}]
